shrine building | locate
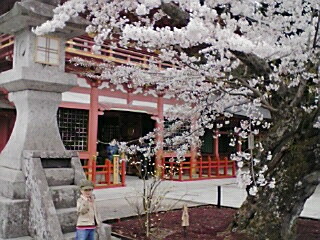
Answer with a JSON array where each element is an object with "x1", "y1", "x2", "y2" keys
[{"x1": 0, "y1": 0, "x2": 255, "y2": 188}]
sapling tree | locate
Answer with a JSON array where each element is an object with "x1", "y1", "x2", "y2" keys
[
  {"x1": 124, "y1": 170, "x2": 183, "y2": 239},
  {"x1": 124, "y1": 175, "x2": 165, "y2": 238},
  {"x1": 35, "y1": 0, "x2": 320, "y2": 239}
]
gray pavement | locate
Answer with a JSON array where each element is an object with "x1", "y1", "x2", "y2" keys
[{"x1": 94, "y1": 176, "x2": 320, "y2": 221}]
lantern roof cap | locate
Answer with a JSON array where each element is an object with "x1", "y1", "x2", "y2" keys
[{"x1": 0, "y1": 0, "x2": 88, "y2": 38}]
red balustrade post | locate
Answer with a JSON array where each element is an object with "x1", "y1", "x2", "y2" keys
[
  {"x1": 199, "y1": 156, "x2": 202, "y2": 178},
  {"x1": 104, "y1": 160, "x2": 109, "y2": 184},
  {"x1": 107, "y1": 161, "x2": 111, "y2": 185},
  {"x1": 232, "y1": 161, "x2": 236, "y2": 176},
  {"x1": 208, "y1": 155, "x2": 212, "y2": 177},
  {"x1": 92, "y1": 156, "x2": 97, "y2": 185},
  {"x1": 121, "y1": 160, "x2": 126, "y2": 186}
]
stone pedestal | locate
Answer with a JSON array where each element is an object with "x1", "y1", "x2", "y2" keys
[{"x1": 0, "y1": 90, "x2": 65, "y2": 169}]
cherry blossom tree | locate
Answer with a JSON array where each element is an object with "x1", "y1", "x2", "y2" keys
[{"x1": 35, "y1": 0, "x2": 320, "y2": 239}]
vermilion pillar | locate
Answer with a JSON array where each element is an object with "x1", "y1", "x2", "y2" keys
[
  {"x1": 87, "y1": 80, "x2": 101, "y2": 180},
  {"x1": 214, "y1": 130, "x2": 220, "y2": 160},
  {"x1": 155, "y1": 93, "x2": 164, "y2": 176}
]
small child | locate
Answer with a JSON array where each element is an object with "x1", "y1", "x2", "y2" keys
[{"x1": 76, "y1": 179, "x2": 100, "y2": 240}]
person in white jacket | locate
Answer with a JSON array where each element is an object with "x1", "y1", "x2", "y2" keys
[{"x1": 76, "y1": 179, "x2": 101, "y2": 240}]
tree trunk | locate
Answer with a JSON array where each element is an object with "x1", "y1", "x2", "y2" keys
[{"x1": 230, "y1": 110, "x2": 320, "y2": 240}]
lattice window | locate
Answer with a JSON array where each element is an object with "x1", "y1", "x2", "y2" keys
[
  {"x1": 35, "y1": 36, "x2": 60, "y2": 65},
  {"x1": 57, "y1": 108, "x2": 89, "y2": 151}
]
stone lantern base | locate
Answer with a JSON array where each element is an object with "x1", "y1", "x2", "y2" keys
[{"x1": 0, "y1": 151, "x2": 111, "y2": 240}]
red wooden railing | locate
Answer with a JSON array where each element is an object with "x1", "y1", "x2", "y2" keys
[
  {"x1": 82, "y1": 155, "x2": 126, "y2": 188},
  {"x1": 0, "y1": 34, "x2": 174, "y2": 70},
  {"x1": 0, "y1": 34, "x2": 13, "y2": 48},
  {"x1": 66, "y1": 36, "x2": 174, "y2": 69},
  {"x1": 0, "y1": 34, "x2": 14, "y2": 59},
  {"x1": 161, "y1": 154, "x2": 236, "y2": 181}
]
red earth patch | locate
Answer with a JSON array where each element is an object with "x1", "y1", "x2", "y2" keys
[{"x1": 109, "y1": 205, "x2": 320, "y2": 240}]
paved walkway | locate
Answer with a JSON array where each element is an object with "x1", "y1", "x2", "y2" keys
[{"x1": 94, "y1": 176, "x2": 320, "y2": 221}]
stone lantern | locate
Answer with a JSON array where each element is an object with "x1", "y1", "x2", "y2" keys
[
  {"x1": 0, "y1": 0, "x2": 84, "y2": 169},
  {"x1": 0, "y1": 1, "x2": 109, "y2": 239}
]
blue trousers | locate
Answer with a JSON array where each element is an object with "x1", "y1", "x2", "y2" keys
[{"x1": 76, "y1": 229, "x2": 95, "y2": 240}]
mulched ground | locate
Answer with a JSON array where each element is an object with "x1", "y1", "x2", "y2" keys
[{"x1": 109, "y1": 205, "x2": 320, "y2": 240}]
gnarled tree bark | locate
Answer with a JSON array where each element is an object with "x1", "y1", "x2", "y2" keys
[{"x1": 230, "y1": 108, "x2": 320, "y2": 240}]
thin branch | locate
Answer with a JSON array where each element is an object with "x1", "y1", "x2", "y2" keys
[{"x1": 313, "y1": 11, "x2": 320, "y2": 49}]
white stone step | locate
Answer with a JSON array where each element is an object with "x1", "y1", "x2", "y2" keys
[
  {"x1": 45, "y1": 168, "x2": 74, "y2": 186},
  {"x1": 50, "y1": 185, "x2": 78, "y2": 209},
  {"x1": 56, "y1": 207, "x2": 77, "y2": 233}
]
